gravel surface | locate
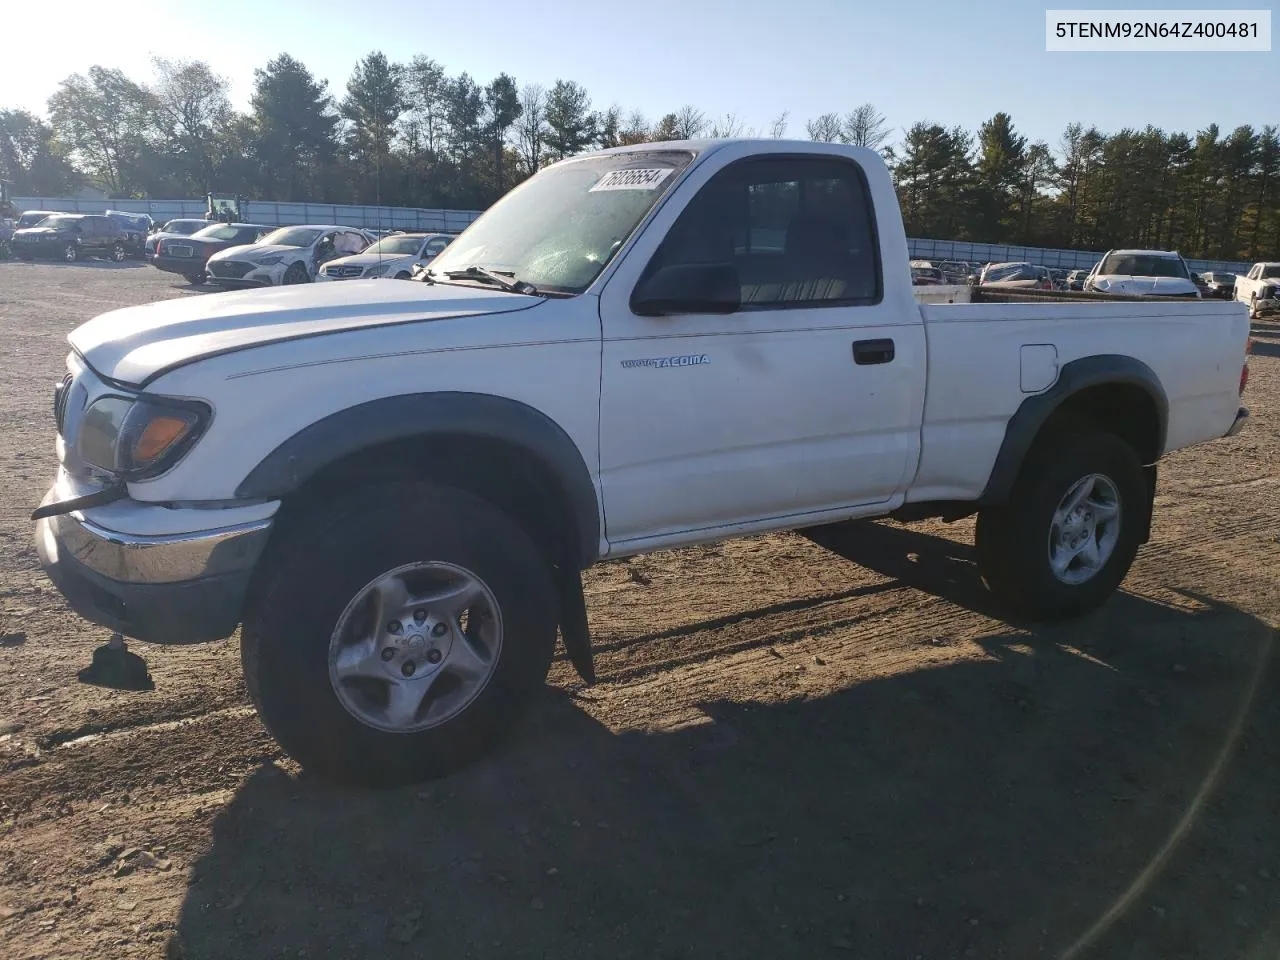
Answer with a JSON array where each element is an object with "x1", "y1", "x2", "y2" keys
[{"x1": 1, "y1": 259, "x2": 1278, "y2": 959}]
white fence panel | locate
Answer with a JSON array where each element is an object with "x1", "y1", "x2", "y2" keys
[{"x1": 13, "y1": 195, "x2": 1254, "y2": 272}]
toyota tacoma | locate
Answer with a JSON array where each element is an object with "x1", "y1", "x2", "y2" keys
[{"x1": 33, "y1": 139, "x2": 1252, "y2": 784}]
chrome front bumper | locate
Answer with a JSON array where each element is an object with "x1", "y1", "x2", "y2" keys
[{"x1": 35, "y1": 490, "x2": 273, "y2": 644}]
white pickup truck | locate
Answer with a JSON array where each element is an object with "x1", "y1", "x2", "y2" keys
[
  {"x1": 33, "y1": 139, "x2": 1252, "y2": 785},
  {"x1": 1234, "y1": 261, "x2": 1280, "y2": 318}
]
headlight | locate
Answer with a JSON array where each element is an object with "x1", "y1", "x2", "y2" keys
[
  {"x1": 77, "y1": 395, "x2": 211, "y2": 479},
  {"x1": 251, "y1": 255, "x2": 284, "y2": 267}
]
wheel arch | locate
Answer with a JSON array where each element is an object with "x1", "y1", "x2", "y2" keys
[
  {"x1": 235, "y1": 391, "x2": 602, "y2": 568},
  {"x1": 981, "y1": 355, "x2": 1168, "y2": 506}
]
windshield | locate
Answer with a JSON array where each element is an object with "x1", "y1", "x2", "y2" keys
[
  {"x1": 164, "y1": 220, "x2": 206, "y2": 235},
  {"x1": 18, "y1": 213, "x2": 53, "y2": 227},
  {"x1": 983, "y1": 263, "x2": 1035, "y2": 282},
  {"x1": 32, "y1": 215, "x2": 78, "y2": 229},
  {"x1": 428, "y1": 150, "x2": 695, "y2": 293},
  {"x1": 365, "y1": 236, "x2": 427, "y2": 256},
  {"x1": 259, "y1": 227, "x2": 323, "y2": 248},
  {"x1": 1263, "y1": 265, "x2": 1280, "y2": 279},
  {"x1": 1098, "y1": 254, "x2": 1189, "y2": 279}
]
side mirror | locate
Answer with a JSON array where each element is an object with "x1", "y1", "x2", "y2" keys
[{"x1": 631, "y1": 263, "x2": 741, "y2": 317}]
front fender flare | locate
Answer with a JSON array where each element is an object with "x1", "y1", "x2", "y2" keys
[{"x1": 234, "y1": 391, "x2": 601, "y2": 566}]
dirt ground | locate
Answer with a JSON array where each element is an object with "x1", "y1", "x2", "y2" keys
[{"x1": 0, "y1": 259, "x2": 1277, "y2": 960}]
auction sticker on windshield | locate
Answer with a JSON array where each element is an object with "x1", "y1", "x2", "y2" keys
[{"x1": 590, "y1": 168, "x2": 675, "y2": 191}]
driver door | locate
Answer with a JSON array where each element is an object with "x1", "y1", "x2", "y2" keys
[
  {"x1": 597, "y1": 154, "x2": 924, "y2": 549},
  {"x1": 311, "y1": 231, "x2": 339, "y2": 276}
]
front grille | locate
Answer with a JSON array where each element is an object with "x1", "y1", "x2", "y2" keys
[
  {"x1": 53, "y1": 373, "x2": 73, "y2": 434},
  {"x1": 326, "y1": 265, "x2": 363, "y2": 278},
  {"x1": 209, "y1": 260, "x2": 253, "y2": 279}
]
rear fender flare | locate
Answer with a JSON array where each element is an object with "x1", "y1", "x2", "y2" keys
[{"x1": 980, "y1": 355, "x2": 1168, "y2": 505}]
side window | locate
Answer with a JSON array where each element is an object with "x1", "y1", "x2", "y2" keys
[
  {"x1": 643, "y1": 157, "x2": 881, "y2": 307},
  {"x1": 425, "y1": 237, "x2": 451, "y2": 257},
  {"x1": 337, "y1": 231, "x2": 365, "y2": 254}
]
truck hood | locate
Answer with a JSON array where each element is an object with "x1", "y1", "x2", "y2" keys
[
  {"x1": 68, "y1": 280, "x2": 542, "y2": 386},
  {"x1": 1091, "y1": 275, "x2": 1198, "y2": 297}
]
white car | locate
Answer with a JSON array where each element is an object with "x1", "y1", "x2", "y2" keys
[
  {"x1": 34, "y1": 138, "x2": 1251, "y2": 785},
  {"x1": 317, "y1": 232, "x2": 455, "y2": 282},
  {"x1": 979, "y1": 262, "x2": 1054, "y2": 290},
  {"x1": 206, "y1": 225, "x2": 372, "y2": 287},
  {"x1": 1084, "y1": 249, "x2": 1200, "y2": 298},
  {"x1": 1233, "y1": 262, "x2": 1280, "y2": 319}
]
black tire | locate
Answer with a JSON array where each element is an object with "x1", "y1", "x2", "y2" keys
[
  {"x1": 282, "y1": 261, "x2": 309, "y2": 284},
  {"x1": 63, "y1": 243, "x2": 78, "y2": 263},
  {"x1": 395, "y1": 271, "x2": 411, "y2": 280},
  {"x1": 975, "y1": 431, "x2": 1146, "y2": 620},
  {"x1": 185, "y1": 273, "x2": 206, "y2": 285},
  {"x1": 111, "y1": 242, "x2": 126, "y2": 263},
  {"x1": 1249, "y1": 294, "x2": 1258, "y2": 320},
  {"x1": 241, "y1": 481, "x2": 557, "y2": 786}
]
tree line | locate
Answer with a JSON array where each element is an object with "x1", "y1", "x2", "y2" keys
[{"x1": 1, "y1": 53, "x2": 1276, "y2": 260}]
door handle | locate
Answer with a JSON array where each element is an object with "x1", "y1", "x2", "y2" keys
[{"x1": 852, "y1": 338, "x2": 895, "y2": 365}]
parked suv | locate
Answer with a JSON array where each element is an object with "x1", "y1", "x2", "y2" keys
[
  {"x1": 15, "y1": 210, "x2": 59, "y2": 230},
  {"x1": 10, "y1": 213, "x2": 131, "y2": 263},
  {"x1": 105, "y1": 211, "x2": 154, "y2": 259}
]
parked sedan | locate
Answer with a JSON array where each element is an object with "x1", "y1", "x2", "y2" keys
[
  {"x1": 151, "y1": 222, "x2": 274, "y2": 283},
  {"x1": 316, "y1": 232, "x2": 454, "y2": 281},
  {"x1": 205, "y1": 224, "x2": 372, "y2": 287},
  {"x1": 144, "y1": 219, "x2": 215, "y2": 259},
  {"x1": 979, "y1": 262, "x2": 1054, "y2": 290},
  {"x1": 10, "y1": 213, "x2": 131, "y2": 263}
]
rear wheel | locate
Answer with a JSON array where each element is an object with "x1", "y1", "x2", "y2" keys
[
  {"x1": 975, "y1": 431, "x2": 1146, "y2": 620},
  {"x1": 283, "y1": 261, "x2": 309, "y2": 285},
  {"x1": 63, "y1": 243, "x2": 78, "y2": 263},
  {"x1": 110, "y1": 242, "x2": 126, "y2": 263},
  {"x1": 241, "y1": 481, "x2": 557, "y2": 785}
]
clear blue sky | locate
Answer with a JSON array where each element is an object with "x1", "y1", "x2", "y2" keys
[{"x1": 5, "y1": 0, "x2": 1276, "y2": 149}]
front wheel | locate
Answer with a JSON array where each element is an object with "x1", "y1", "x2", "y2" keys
[
  {"x1": 975, "y1": 431, "x2": 1146, "y2": 620},
  {"x1": 282, "y1": 261, "x2": 309, "y2": 284},
  {"x1": 241, "y1": 481, "x2": 557, "y2": 785},
  {"x1": 1250, "y1": 294, "x2": 1259, "y2": 320},
  {"x1": 63, "y1": 243, "x2": 78, "y2": 263},
  {"x1": 395, "y1": 271, "x2": 411, "y2": 280},
  {"x1": 111, "y1": 242, "x2": 126, "y2": 263}
]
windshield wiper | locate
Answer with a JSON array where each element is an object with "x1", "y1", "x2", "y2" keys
[{"x1": 441, "y1": 265, "x2": 540, "y2": 296}]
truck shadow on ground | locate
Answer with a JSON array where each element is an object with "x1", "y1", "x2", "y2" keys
[
  {"x1": 169, "y1": 525, "x2": 1279, "y2": 960},
  {"x1": 1249, "y1": 321, "x2": 1280, "y2": 356}
]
